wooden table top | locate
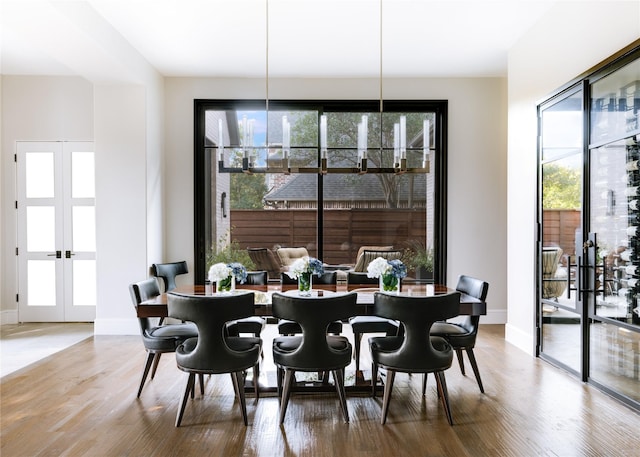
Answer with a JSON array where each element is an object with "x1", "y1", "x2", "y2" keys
[{"x1": 137, "y1": 284, "x2": 486, "y2": 318}]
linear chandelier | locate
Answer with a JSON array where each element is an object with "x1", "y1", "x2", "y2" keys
[{"x1": 217, "y1": 0, "x2": 432, "y2": 175}]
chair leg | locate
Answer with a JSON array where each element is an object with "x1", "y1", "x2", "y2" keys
[
  {"x1": 332, "y1": 369, "x2": 349, "y2": 423},
  {"x1": 276, "y1": 367, "x2": 283, "y2": 403},
  {"x1": 455, "y1": 349, "x2": 465, "y2": 375},
  {"x1": 253, "y1": 363, "x2": 260, "y2": 401},
  {"x1": 198, "y1": 373, "x2": 205, "y2": 395},
  {"x1": 150, "y1": 352, "x2": 162, "y2": 379},
  {"x1": 232, "y1": 371, "x2": 249, "y2": 426},
  {"x1": 371, "y1": 361, "x2": 379, "y2": 397},
  {"x1": 465, "y1": 348, "x2": 485, "y2": 393},
  {"x1": 137, "y1": 352, "x2": 155, "y2": 398},
  {"x1": 230, "y1": 372, "x2": 240, "y2": 399},
  {"x1": 434, "y1": 371, "x2": 454, "y2": 425},
  {"x1": 380, "y1": 369, "x2": 396, "y2": 425},
  {"x1": 175, "y1": 372, "x2": 195, "y2": 427},
  {"x1": 279, "y1": 369, "x2": 295, "y2": 424},
  {"x1": 353, "y1": 332, "x2": 362, "y2": 372},
  {"x1": 422, "y1": 372, "x2": 428, "y2": 395}
]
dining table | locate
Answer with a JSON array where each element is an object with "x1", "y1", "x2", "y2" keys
[
  {"x1": 137, "y1": 282, "x2": 486, "y2": 394},
  {"x1": 137, "y1": 283, "x2": 486, "y2": 318}
]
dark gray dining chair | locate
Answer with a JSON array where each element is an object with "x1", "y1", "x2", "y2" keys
[
  {"x1": 129, "y1": 279, "x2": 198, "y2": 398},
  {"x1": 430, "y1": 275, "x2": 489, "y2": 393},
  {"x1": 152, "y1": 261, "x2": 188, "y2": 292},
  {"x1": 347, "y1": 272, "x2": 400, "y2": 372},
  {"x1": 369, "y1": 291, "x2": 460, "y2": 425},
  {"x1": 271, "y1": 292, "x2": 357, "y2": 424},
  {"x1": 168, "y1": 291, "x2": 262, "y2": 427}
]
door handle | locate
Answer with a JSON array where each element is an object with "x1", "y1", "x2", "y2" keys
[{"x1": 47, "y1": 251, "x2": 62, "y2": 258}]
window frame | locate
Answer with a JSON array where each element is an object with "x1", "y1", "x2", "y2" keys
[{"x1": 193, "y1": 99, "x2": 448, "y2": 284}]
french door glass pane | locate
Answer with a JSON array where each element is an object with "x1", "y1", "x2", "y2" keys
[
  {"x1": 26, "y1": 152, "x2": 54, "y2": 198},
  {"x1": 27, "y1": 260, "x2": 56, "y2": 306},
  {"x1": 72, "y1": 206, "x2": 96, "y2": 252},
  {"x1": 72, "y1": 151, "x2": 95, "y2": 198},
  {"x1": 73, "y1": 260, "x2": 96, "y2": 307},
  {"x1": 26, "y1": 206, "x2": 55, "y2": 252}
]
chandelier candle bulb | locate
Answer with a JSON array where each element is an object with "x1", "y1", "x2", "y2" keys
[
  {"x1": 282, "y1": 116, "x2": 290, "y2": 159},
  {"x1": 242, "y1": 115, "x2": 248, "y2": 158},
  {"x1": 218, "y1": 118, "x2": 224, "y2": 162},
  {"x1": 400, "y1": 115, "x2": 407, "y2": 159},
  {"x1": 320, "y1": 114, "x2": 327, "y2": 154},
  {"x1": 394, "y1": 122, "x2": 400, "y2": 165}
]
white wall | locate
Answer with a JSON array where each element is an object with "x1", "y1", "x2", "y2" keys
[
  {"x1": 165, "y1": 76, "x2": 508, "y2": 323},
  {"x1": 506, "y1": 2, "x2": 640, "y2": 353},
  {"x1": 0, "y1": 76, "x2": 94, "y2": 324}
]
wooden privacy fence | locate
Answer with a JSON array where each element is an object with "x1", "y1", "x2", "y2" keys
[
  {"x1": 542, "y1": 209, "x2": 580, "y2": 261},
  {"x1": 230, "y1": 208, "x2": 427, "y2": 266}
]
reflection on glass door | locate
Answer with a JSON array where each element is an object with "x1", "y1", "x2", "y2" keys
[
  {"x1": 587, "y1": 56, "x2": 640, "y2": 404},
  {"x1": 539, "y1": 88, "x2": 584, "y2": 374},
  {"x1": 17, "y1": 142, "x2": 96, "y2": 322}
]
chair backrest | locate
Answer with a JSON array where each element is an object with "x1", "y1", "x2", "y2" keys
[
  {"x1": 455, "y1": 275, "x2": 489, "y2": 332},
  {"x1": 353, "y1": 249, "x2": 402, "y2": 272},
  {"x1": 247, "y1": 248, "x2": 282, "y2": 279},
  {"x1": 346, "y1": 271, "x2": 379, "y2": 290},
  {"x1": 240, "y1": 271, "x2": 269, "y2": 291},
  {"x1": 541, "y1": 248, "x2": 563, "y2": 278},
  {"x1": 271, "y1": 292, "x2": 357, "y2": 369},
  {"x1": 152, "y1": 261, "x2": 188, "y2": 292},
  {"x1": 167, "y1": 291, "x2": 260, "y2": 372},
  {"x1": 280, "y1": 271, "x2": 337, "y2": 291},
  {"x1": 372, "y1": 292, "x2": 460, "y2": 370},
  {"x1": 276, "y1": 247, "x2": 309, "y2": 267},
  {"x1": 129, "y1": 278, "x2": 161, "y2": 334}
]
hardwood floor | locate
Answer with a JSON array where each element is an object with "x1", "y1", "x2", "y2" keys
[{"x1": 1, "y1": 324, "x2": 638, "y2": 457}]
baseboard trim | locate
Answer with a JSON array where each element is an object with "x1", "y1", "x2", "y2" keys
[
  {"x1": 505, "y1": 322, "x2": 535, "y2": 356},
  {"x1": 93, "y1": 318, "x2": 140, "y2": 335},
  {"x1": 0, "y1": 310, "x2": 19, "y2": 325}
]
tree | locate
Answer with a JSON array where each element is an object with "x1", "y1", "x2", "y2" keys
[
  {"x1": 542, "y1": 163, "x2": 581, "y2": 209},
  {"x1": 230, "y1": 173, "x2": 268, "y2": 209}
]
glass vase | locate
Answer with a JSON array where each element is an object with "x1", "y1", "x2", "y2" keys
[
  {"x1": 216, "y1": 275, "x2": 235, "y2": 294},
  {"x1": 380, "y1": 273, "x2": 399, "y2": 294},
  {"x1": 298, "y1": 272, "x2": 312, "y2": 296}
]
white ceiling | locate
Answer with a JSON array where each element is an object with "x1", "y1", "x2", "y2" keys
[{"x1": 1, "y1": 0, "x2": 560, "y2": 80}]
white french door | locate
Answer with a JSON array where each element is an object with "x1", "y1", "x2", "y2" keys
[{"x1": 16, "y1": 141, "x2": 96, "y2": 322}]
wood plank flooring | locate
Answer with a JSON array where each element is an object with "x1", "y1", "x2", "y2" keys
[{"x1": 1, "y1": 325, "x2": 639, "y2": 457}]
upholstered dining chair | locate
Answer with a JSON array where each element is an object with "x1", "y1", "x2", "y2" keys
[
  {"x1": 128, "y1": 279, "x2": 198, "y2": 398},
  {"x1": 167, "y1": 291, "x2": 262, "y2": 427},
  {"x1": 152, "y1": 261, "x2": 188, "y2": 292},
  {"x1": 430, "y1": 275, "x2": 489, "y2": 393},
  {"x1": 347, "y1": 272, "x2": 400, "y2": 372},
  {"x1": 271, "y1": 292, "x2": 357, "y2": 424},
  {"x1": 278, "y1": 271, "x2": 342, "y2": 335},
  {"x1": 226, "y1": 271, "x2": 268, "y2": 339},
  {"x1": 369, "y1": 291, "x2": 460, "y2": 425}
]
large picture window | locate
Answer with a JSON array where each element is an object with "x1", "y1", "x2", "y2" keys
[{"x1": 194, "y1": 100, "x2": 448, "y2": 284}]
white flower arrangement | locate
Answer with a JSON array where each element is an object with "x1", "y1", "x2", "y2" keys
[
  {"x1": 286, "y1": 256, "x2": 324, "y2": 279},
  {"x1": 367, "y1": 257, "x2": 407, "y2": 279},
  {"x1": 208, "y1": 262, "x2": 232, "y2": 282},
  {"x1": 208, "y1": 262, "x2": 248, "y2": 283}
]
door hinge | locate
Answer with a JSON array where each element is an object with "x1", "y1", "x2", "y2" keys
[
  {"x1": 15, "y1": 201, "x2": 17, "y2": 209},
  {"x1": 16, "y1": 294, "x2": 19, "y2": 302},
  {"x1": 15, "y1": 247, "x2": 18, "y2": 255},
  {"x1": 14, "y1": 154, "x2": 17, "y2": 162}
]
